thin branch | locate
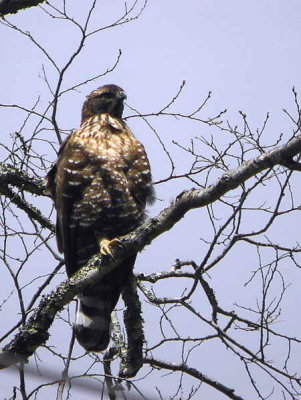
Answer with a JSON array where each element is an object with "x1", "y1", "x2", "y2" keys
[{"x1": 144, "y1": 357, "x2": 245, "y2": 400}]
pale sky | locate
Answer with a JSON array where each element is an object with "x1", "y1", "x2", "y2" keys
[{"x1": 1, "y1": 1, "x2": 301, "y2": 399}]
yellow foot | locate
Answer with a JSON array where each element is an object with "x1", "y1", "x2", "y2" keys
[{"x1": 99, "y1": 238, "x2": 121, "y2": 256}]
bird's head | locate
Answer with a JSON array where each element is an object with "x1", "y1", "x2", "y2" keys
[{"x1": 81, "y1": 84, "x2": 127, "y2": 122}]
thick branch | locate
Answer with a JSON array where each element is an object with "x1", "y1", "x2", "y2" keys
[
  {"x1": 0, "y1": 254, "x2": 121, "y2": 369},
  {"x1": 0, "y1": 163, "x2": 53, "y2": 230},
  {"x1": 0, "y1": 163, "x2": 45, "y2": 196},
  {"x1": 2, "y1": 185, "x2": 54, "y2": 231},
  {"x1": 1, "y1": 134, "x2": 301, "y2": 368},
  {"x1": 120, "y1": 274, "x2": 144, "y2": 378},
  {"x1": 121, "y1": 134, "x2": 301, "y2": 254},
  {"x1": 0, "y1": 0, "x2": 47, "y2": 16}
]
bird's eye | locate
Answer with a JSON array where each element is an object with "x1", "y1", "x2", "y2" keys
[{"x1": 102, "y1": 92, "x2": 113, "y2": 99}]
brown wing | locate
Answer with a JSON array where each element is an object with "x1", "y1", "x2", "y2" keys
[
  {"x1": 46, "y1": 134, "x2": 75, "y2": 255},
  {"x1": 125, "y1": 140, "x2": 155, "y2": 209},
  {"x1": 47, "y1": 128, "x2": 99, "y2": 276}
]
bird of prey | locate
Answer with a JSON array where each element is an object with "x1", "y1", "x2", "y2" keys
[{"x1": 46, "y1": 84, "x2": 154, "y2": 351}]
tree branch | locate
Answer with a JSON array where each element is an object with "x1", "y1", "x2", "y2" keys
[
  {"x1": 1, "y1": 185, "x2": 54, "y2": 231},
  {"x1": 0, "y1": 163, "x2": 53, "y2": 230},
  {"x1": 0, "y1": 163, "x2": 45, "y2": 196},
  {"x1": 143, "y1": 357, "x2": 245, "y2": 400},
  {"x1": 1, "y1": 133, "x2": 301, "y2": 369},
  {"x1": 0, "y1": 0, "x2": 47, "y2": 16},
  {"x1": 119, "y1": 273, "x2": 144, "y2": 378}
]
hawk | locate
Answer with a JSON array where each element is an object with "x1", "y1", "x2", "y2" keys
[{"x1": 46, "y1": 84, "x2": 154, "y2": 352}]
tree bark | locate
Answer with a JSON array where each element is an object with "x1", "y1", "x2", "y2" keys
[{"x1": 0, "y1": 0, "x2": 47, "y2": 16}]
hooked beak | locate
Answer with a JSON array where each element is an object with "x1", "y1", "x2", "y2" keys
[{"x1": 118, "y1": 91, "x2": 127, "y2": 101}]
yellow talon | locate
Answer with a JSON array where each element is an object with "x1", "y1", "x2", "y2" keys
[{"x1": 99, "y1": 238, "x2": 120, "y2": 256}]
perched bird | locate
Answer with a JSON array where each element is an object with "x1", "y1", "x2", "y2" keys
[{"x1": 46, "y1": 84, "x2": 154, "y2": 351}]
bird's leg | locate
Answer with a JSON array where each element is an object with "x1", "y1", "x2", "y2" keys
[{"x1": 99, "y1": 238, "x2": 121, "y2": 256}]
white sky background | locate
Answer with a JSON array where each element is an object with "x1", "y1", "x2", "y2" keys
[{"x1": 0, "y1": 0, "x2": 301, "y2": 399}]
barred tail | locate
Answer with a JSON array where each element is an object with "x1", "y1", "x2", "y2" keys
[
  {"x1": 74, "y1": 254, "x2": 137, "y2": 352},
  {"x1": 75, "y1": 293, "x2": 111, "y2": 351}
]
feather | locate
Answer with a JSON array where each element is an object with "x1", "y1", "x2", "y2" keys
[{"x1": 46, "y1": 85, "x2": 153, "y2": 352}]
